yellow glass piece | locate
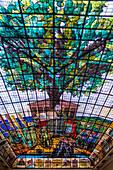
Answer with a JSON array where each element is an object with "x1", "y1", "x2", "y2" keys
[
  {"x1": 12, "y1": 9, "x2": 20, "y2": 13},
  {"x1": 21, "y1": 0, "x2": 31, "y2": 12},
  {"x1": 0, "y1": 15, "x2": 4, "y2": 22}
]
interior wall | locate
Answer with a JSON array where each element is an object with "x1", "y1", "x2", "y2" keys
[
  {"x1": 0, "y1": 162, "x2": 10, "y2": 170},
  {"x1": 0, "y1": 156, "x2": 10, "y2": 170},
  {"x1": 99, "y1": 161, "x2": 113, "y2": 170},
  {"x1": 98, "y1": 155, "x2": 113, "y2": 170}
]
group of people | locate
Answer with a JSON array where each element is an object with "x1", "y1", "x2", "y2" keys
[
  {"x1": 51, "y1": 138, "x2": 74, "y2": 158},
  {"x1": 51, "y1": 129, "x2": 99, "y2": 158},
  {"x1": 8, "y1": 103, "x2": 100, "y2": 154},
  {"x1": 75, "y1": 129, "x2": 99, "y2": 150},
  {"x1": 8, "y1": 127, "x2": 37, "y2": 148},
  {"x1": 8, "y1": 125, "x2": 51, "y2": 149},
  {"x1": 58, "y1": 139, "x2": 74, "y2": 157}
]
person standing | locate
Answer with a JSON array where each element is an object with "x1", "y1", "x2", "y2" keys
[
  {"x1": 40, "y1": 126, "x2": 50, "y2": 147},
  {"x1": 29, "y1": 127, "x2": 37, "y2": 146}
]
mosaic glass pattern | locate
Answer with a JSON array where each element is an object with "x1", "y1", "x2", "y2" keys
[{"x1": 0, "y1": 0, "x2": 113, "y2": 169}]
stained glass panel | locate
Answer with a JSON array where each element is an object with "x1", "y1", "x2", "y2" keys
[{"x1": 0, "y1": 0, "x2": 113, "y2": 169}]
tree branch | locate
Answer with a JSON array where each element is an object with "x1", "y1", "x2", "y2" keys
[
  {"x1": 56, "y1": 36, "x2": 112, "y2": 74},
  {"x1": 2, "y1": 37, "x2": 52, "y2": 74},
  {"x1": 63, "y1": 63, "x2": 87, "y2": 89},
  {"x1": 62, "y1": 62, "x2": 110, "y2": 91},
  {"x1": 5, "y1": 49, "x2": 42, "y2": 86}
]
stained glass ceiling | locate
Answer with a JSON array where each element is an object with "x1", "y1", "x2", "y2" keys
[{"x1": 0, "y1": 0, "x2": 113, "y2": 169}]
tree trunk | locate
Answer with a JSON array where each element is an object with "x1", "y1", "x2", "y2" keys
[{"x1": 47, "y1": 88, "x2": 61, "y2": 110}]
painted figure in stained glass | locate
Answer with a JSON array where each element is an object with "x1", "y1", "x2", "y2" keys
[
  {"x1": 38, "y1": 126, "x2": 52, "y2": 148},
  {"x1": 29, "y1": 127, "x2": 37, "y2": 145},
  {"x1": 41, "y1": 126, "x2": 49, "y2": 147},
  {"x1": 17, "y1": 158, "x2": 25, "y2": 166},
  {"x1": 55, "y1": 105, "x2": 67, "y2": 135},
  {"x1": 26, "y1": 158, "x2": 34, "y2": 168},
  {"x1": 76, "y1": 129, "x2": 87, "y2": 148},
  {"x1": 8, "y1": 130, "x2": 22, "y2": 145}
]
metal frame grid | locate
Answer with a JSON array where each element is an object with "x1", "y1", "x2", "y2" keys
[{"x1": 0, "y1": 0, "x2": 113, "y2": 169}]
